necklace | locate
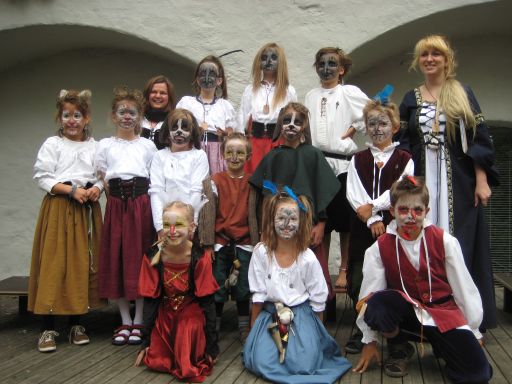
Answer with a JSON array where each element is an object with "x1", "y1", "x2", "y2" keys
[
  {"x1": 423, "y1": 83, "x2": 440, "y2": 133},
  {"x1": 262, "y1": 80, "x2": 274, "y2": 115},
  {"x1": 423, "y1": 83, "x2": 438, "y2": 102},
  {"x1": 197, "y1": 95, "x2": 216, "y2": 132}
]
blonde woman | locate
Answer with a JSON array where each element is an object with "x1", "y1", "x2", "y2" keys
[{"x1": 398, "y1": 35, "x2": 499, "y2": 330}]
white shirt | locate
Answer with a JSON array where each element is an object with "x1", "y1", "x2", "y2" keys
[
  {"x1": 176, "y1": 96, "x2": 238, "y2": 133},
  {"x1": 346, "y1": 143, "x2": 414, "y2": 227},
  {"x1": 305, "y1": 84, "x2": 369, "y2": 175},
  {"x1": 149, "y1": 147, "x2": 209, "y2": 231},
  {"x1": 357, "y1": 220, "x2": 483, "y2": 344},
  {"x1": 237, "y1": 83, "x2": 297, "y2": 131},
  {"x1": 248, "y1": 243, "x2": 328, "y2": 312},
  {"x1": 34, "y1": 136, "x2": 103, "y2": 193},
  {"x1": 94, "y1": 136, "x2": 157, "y2": 181}
]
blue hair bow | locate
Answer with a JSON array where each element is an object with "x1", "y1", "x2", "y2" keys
[
  {"x1": 373, "y1": 84, "x2": 394, "y2": 105},
  {"x1": 262, "y1": 180, "x2": 307, "y2": 212}
]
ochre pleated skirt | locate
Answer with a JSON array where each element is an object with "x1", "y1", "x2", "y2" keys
[{"x1": 28, "y1": 194, "x2": 105, "y2": 315}]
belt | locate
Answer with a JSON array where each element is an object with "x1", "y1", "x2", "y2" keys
[
  {"x1": 108, "y1": 177, "x2": 149, "y2": 200},
  {"x1": 322, "y1": 151, "x2": 352, "y2": 161},
  {"x1": 252, "y1": 121, "x2": 276, "y2": 138}
]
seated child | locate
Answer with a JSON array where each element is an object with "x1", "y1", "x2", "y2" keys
[
  {"x1": 344, "y1": 92, "x2": 414, "y2": 353},
  {"x1": 135, "y1": 201, "x2": 219, "y2": 383},
  {"x1": 353, "y1": 176, "x2": 492, "y2": 383},
  {"x1": 199, "y1": 133, "x2": 259, "y2": 342},
  {"x1": 243, "y1": 188, "x2": 351, "y2": 384}
]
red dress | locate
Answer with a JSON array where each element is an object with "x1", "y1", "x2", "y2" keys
[{"x1": 138, "y1": 254, "x2": 219, "y2": 382}]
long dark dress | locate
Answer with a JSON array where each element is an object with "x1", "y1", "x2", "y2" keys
[
  {"x1": 399, "y1": 86, "x2": 499, "y2": 329},
  {"x1": 139, "y1": 244, "x2": 219, "y2": 382}
]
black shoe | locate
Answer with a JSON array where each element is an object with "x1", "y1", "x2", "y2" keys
[
  {"x1": 384, "y1": 342, "x2": 415, "y2": 377},
  {"x1": 344, "y1": 331, "x2": 363, "y2": 354}
]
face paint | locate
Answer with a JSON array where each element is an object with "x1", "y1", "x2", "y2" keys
[
  {"x1": 392, "y1": 194, "x2": 428, "y2": 240},
  {"x1": 115, "y1": 103, "x2": 139, "y2": 130},
  {"x1": 197, "y1": 62, "x2": 219, "y2": 90},
  {"x1": 162, "y1": 210, "x2": 191, "y2": 245},
  {"x1": 281, "y1": 111, "x2": 304, "y2": 142},
  {"x1": 169, "y1": 118, "x2": 192, "y2": 146},
  {"x1": 223, "y1": 139, "x2": 247, "y2": 174},
  {"x1": 260, "y1": 48, "x2": 279, "y2": 72},
  {"x1": 274, "y1": 202, "x2": 300, "y2": 240},
  {"x1": 316, "y1": 53, "x2": 340, "y2": 82},
  {"x1": 366, "y1": 110, "x2": 394, "y2": 149},
  {"x1": 60, "y1": 103, "x2": 87, "y2": 141}
]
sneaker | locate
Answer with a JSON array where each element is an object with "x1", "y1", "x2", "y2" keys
[
  {"x1": 38, "y1": 330, "x2": 59, "y2": 352},
  {"x1": 345, "y1": 330, "x2": 364, "y2": 354},
  {"x1": 384, "y1": 341, "x2": 415, "y2": 378},
  {"x1": 69, "y1": 325, "x2": 90, "y2": 345}
]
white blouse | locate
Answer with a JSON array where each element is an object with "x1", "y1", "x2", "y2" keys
[
  {"x1": 357, "y1": 220, "x2": 483, "y2": 344},
  {"x1": 34, "y1": 136, "x2": 103, "y2": 193},
  {"x1": 176, "y1": 96, "x2": 238, "y2": 133},
  {"x1": 305, "y1": 84, "x2": 369, "y2": 175},
  {"x1": 94, "y1": 136, "x2": 157, "y2": 182},
  {"x1": 237, "y1": 83, "x2": 297, "y2": 131},
  {"x1": 346, "y1": 143, "x2": 414, "y2": 227},
  {"x1": 149, "y1": 147, "x2": 209, "y2": 231},
  {"x1": 248, "y1": 243, "x2": 328, "y2": 312}
]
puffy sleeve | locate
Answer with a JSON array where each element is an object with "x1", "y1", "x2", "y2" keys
[
  {"x1": 303, "y1": 250, "x2": 328, "y2": 312},
  {"x1": 33, "y1": 137, "x2": 59, "y2": 193},
  {"x1": 444, "y1": 232, "x2": 483, "y2": 338},
  {"x1": 144, "y1": 139, "x2": 158, "y2": 171},
  {"x1": 94, "y1": 138, "x2": 108, "y2": 181},
  {"x1": 465, "y1": 86, "x2": 499, "y2": 187},
  {"x1": 190, "y1": 150, "x2": 210, "y2": 221},
  {"x1": 248, "y1": 244, "x2": 268, "y2": 303},
  {"x1": 347, "y1": 85, "x2": 370, "y2": 133},
  {"x1": 288, "y1": 85, "x2": 298, "y2": 102},
  {"x1": 237, "y1": 85, "x2": 253, "y2": 133},
  {"x1": 149, "y1": 151, "x2": 165, "y2": 232},
  {"x1": 346, "y1": 155, "x2": 372, "y2": 211},
  {"x1": 194, "y1": 252, "x2": 220, "y2": 297},
  {"x1": 357, "y1": 240, "x2": 388, "y2": 344},
  {"x1": 138, "y1": 254, "x2": 161, "y2": 298},
  {"x1": 224, "y1": 99, "x2": 239, "y2": 132}
]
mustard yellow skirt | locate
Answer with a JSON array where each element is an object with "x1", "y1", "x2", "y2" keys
[{"x1": 28, "y1": 194, "x2": 106, "y2": 315}]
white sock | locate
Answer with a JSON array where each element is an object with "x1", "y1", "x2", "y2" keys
[{"x1": 133, "y1": 298, "x2": 144, "y2": 326}]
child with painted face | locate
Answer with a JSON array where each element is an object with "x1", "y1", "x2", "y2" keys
[
  {"x1": 305, "y1": 47, "x2": 370, "y2": 294},
  {"x1": 135, "y1": 201, "x2": 219, "y2": 382},
  {"x1": 198, "y1": 133, "x2": 259, "y2": 343},
  {"x1": 242, "y1": 190, "x2": 351, "y2": 383},
  {"x1": 95, "y1": 87, "x2": 157, "y2": 346},
  {"x1": 238, "y1": 43, "x2": 298, "y2": 174},
  {"x1": 343, "y1": 94, "x2": 414, "y2": 354},
  {"x1": 353, "y1": 176, "x2": 492, "y2": 382},
  {"x1": 149, "y1": 108, "x2": 209, "y2": 239},
  {"x1": 29, "y1": 90, "x2": 105, "y2": 353},
  {"x1": 176, "y1": 55, "x2": 237, "y2": 174},
  {"x1": 250, "y1": 102, "x2": 340, "y2": 303},
  {"x1": 141, "y1": 75, "x2": 177, "y2": 150}
]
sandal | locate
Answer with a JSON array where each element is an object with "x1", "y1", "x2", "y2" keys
[
  {"x1": 384, "y1": 342, "x2": 415, "y2": 378},
  {"x1": 112, "y1": 325, "x2": 131, "y2": 346},
  {"x1": 128, "y1": 324, "x2": 143, "y2": 345}
]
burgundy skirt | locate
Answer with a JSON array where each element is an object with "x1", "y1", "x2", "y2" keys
[{"x1": 99, "y1": 194, "x2": 155, "y2": 300}]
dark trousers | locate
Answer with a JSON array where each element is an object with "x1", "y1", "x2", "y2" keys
[{"x1": 364, "y1": 290, "x2": 492, "y2": 384}]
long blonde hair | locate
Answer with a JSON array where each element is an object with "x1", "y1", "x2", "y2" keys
[
  {"x1": 251, "y1": 42, "x2": 290, "y2": 110},
  {"x1": 410, "y1": 34, "x2": 476, "y2": 141}
]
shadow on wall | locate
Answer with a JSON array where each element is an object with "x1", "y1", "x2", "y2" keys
[{"x1": 0, "y1": 24, "x2": 196, "y2": 280}]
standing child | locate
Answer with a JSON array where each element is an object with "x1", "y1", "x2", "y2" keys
[
  {"x1": 344, "y1": 93, "x2": 414, "y2": 353},
  {"x1": 95, "y1": 87, "x2": 157, "y2": 346},
  {"x1": 243, "y1": 190, "x2": 351, "y2": 383},
  {"x1": 177, "y1": 55, "x2": 237, "y2": 174},
  {"x1": 250, "y1": 102, "x2": 340, "y2": 300},
  {"x1": 149, "y1": 108, "x2": 209, "y2": 237},
  {"x1": 135, "y1": 201, "x2": 219, "y2": 383},
  {"x1": 353, "y1": 177, "x2": 492, "y2": 382},
  {"x1": 29, "y1": 89, "x2": 105, "y2": 352},
  {"x1": 305, "y1": 47, "x2": 369, "y2": 292},
  {"x1": 141, "y1": 75, "x2": 177, "y2": 149},
  {"x1": 199, "y1": 133, "x2": 258, "y2": 342},
  {"x1": 238, "y1": 42, "x2": 297, "y2": 173}
]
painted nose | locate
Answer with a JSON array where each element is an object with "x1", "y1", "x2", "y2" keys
[{"x1": 170, "y1": 224, "x2": 176, "y2": 236}]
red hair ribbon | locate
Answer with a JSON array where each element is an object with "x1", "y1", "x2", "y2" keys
[{"x1": 406, "y1": 175, "x2": 417, "y2": 186}]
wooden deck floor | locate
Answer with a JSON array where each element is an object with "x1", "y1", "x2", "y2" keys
[{"x1": 0, "y1": 287, "x2": 510, "y2": 384}]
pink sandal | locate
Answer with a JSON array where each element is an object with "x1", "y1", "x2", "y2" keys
[
  {"x1": 112, "y1": 325, "x2": 131, "y2": 346},
  {"x1": 128, "y1": 324, "x2": 143, "y2": 345}
]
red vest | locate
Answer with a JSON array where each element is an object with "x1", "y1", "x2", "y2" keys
[
  {"x1": 378, "y1": 225, "x2": 467, "y2": 332},
  {"x1": 212, "y1": 172, "x2": 251, "y2": 246}
]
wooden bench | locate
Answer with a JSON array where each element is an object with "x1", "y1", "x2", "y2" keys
[
  {"x1": 0, "y1": 276, "x2": 29, "y2": 315},
  {"x1": 494, "y1": 272, "x2": 512, "y2": 313}
]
